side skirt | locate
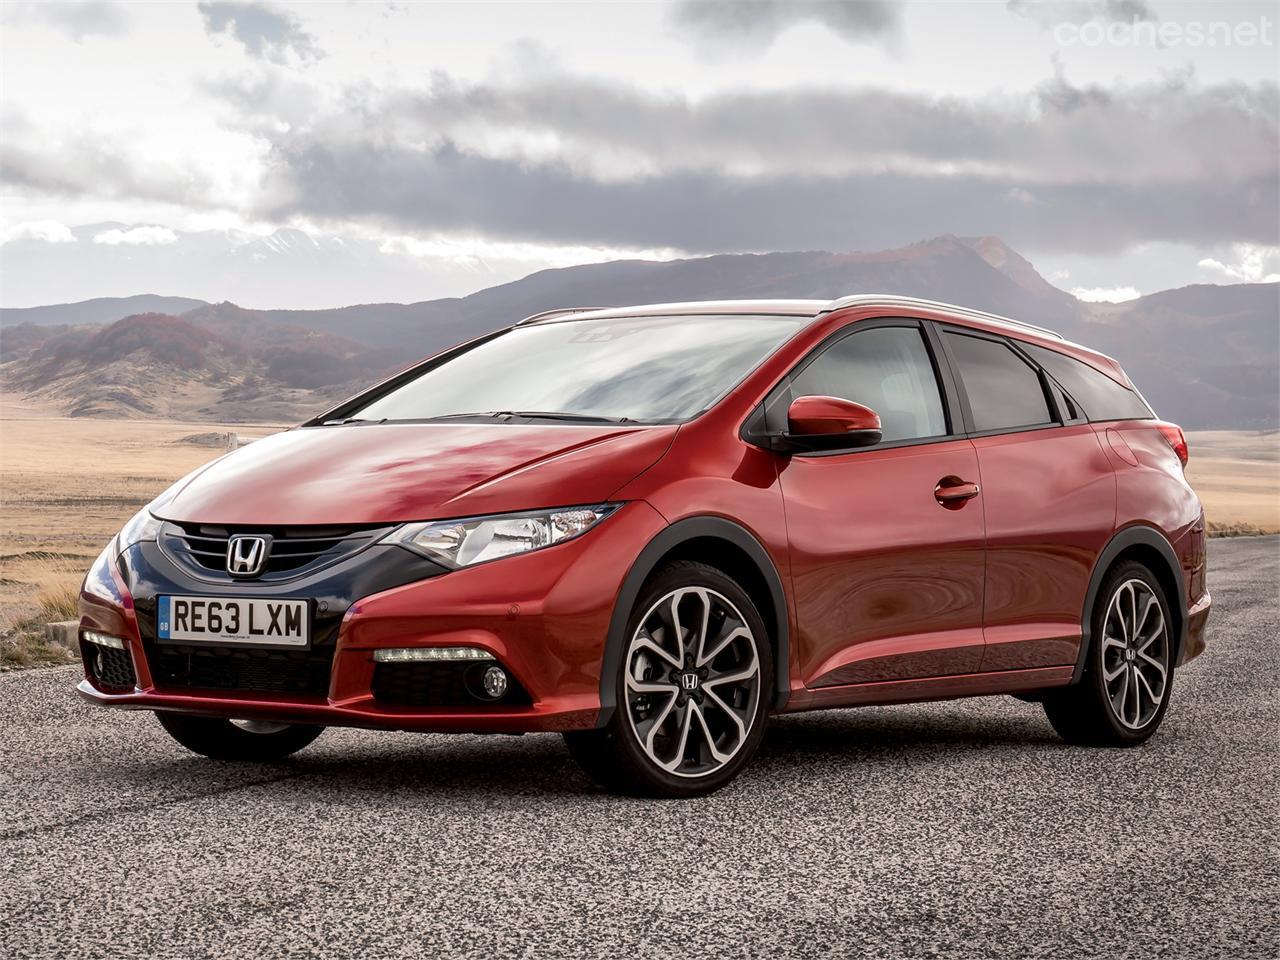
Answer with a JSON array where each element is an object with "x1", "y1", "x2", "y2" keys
[{"x1": 782, "y1": 666, "x2": 1074, "y2": 712}]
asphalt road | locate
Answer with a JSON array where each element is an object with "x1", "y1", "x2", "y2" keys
[{"x1": 2, "y1": 537, "x2": 1276, "y2": 959}]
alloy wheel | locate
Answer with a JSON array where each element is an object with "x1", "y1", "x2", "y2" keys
[
  {"x1": 623, "y1": 586, "x2": 762, "y2": 778},
  {"x1": 1100, "y1": 578, "x2": 1170, "y2": 731}
]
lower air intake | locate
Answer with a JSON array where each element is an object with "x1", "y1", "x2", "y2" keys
[
  {"x1": 87, "y1": 645, "x2": 136, "y2": 691},
  {"x1": 371, "y1": 660, "x2": 530, "y2": 707},
  {"x1": 147, "y1": 644, "x2": 335, "y2": 697}
]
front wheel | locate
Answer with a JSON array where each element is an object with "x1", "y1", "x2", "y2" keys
[
  {"x1": 156, "y1": 712, "x2": 325, "y2": 761},
  {"x1": 564, "y1": 560, "x2": 772, "y2": 798},
  {"x1": 1043, "y1": 561, "x2": 1175, "y2": 746}
]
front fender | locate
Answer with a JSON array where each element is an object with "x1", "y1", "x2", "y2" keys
[{"x1": 594, "y1": 514, "x2": 791, "y2": 726}]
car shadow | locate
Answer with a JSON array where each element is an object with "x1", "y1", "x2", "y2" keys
[
  {"x1": 120, "y1": 703, "x2": 1063, "y2": 801},
  {"x1": 761, "y1": 706, "x2": 1061, "y2": 756}
]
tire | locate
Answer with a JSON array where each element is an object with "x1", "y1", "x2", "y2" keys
[
  {"x1": 1043, "y1": 560, "x2": 1176, "y2": 746},
  {"x1": 156, "y1": 712, "x2": 325, "y2": 761},
  {"x1": 564, "y1": 560, "x2": 773, "y2": 798}
]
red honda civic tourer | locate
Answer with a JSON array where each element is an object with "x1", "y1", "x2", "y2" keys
[{"x1": 78, "y1": 295, "x2": 1211, "y2": 796}]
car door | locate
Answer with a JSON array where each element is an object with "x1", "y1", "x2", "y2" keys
[
  {"x1": 937, "y1": 327, "x2": 1117, "y2": 672},
  {"x1": 775, "y1": 319, "x2": 987, "y2": 690}
]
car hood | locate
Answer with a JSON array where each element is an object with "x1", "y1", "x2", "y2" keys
[{"x1": 156, "y1": 423, "x2": 678, "y2": 526}]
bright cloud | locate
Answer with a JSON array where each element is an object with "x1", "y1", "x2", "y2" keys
[
  {"x1": 1071, "y1": 285, "x2": 1142, "y2": 302},
  {"x1": 1197, "y1": 244, "x2": 1280, "y2": 283},
  {"x1": 93, "y1": 225, "x2": 180, "y2": 246},
  {"x1": 378, "y1": 233, "x2": 683, "y2": 270},
  {"x1": 0, "y1": 220, "x2": 77, "y2": 244}
]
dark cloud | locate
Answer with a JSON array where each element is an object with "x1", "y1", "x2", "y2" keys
[
  {"x1": 3, "y1": 1, "x2": 130, "y2": 40},
  {"x1": 258, "y1": 139, "x2": 1276, "y2": 256},
  {"x1": 1007, "y1": 0, "x2": 1156, "y2": 27},
  {"x1": 233, "y1": 66, "x2": 1272, "y2": 253},
  {"x1": 230, "y1": 69, "x2": 1277, "y2": 189},
  {"x1": 670, "y1": 0, "x2": 900, "y2": 49},
  {"x1": 197, "y1": 1, "x2": 320, "y2": 63}
]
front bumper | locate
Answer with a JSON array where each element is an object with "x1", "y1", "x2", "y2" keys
[
  {"x1": 78, "y1": 501, "x2": 667, "y2": 733},
  {"x1": 75, "y1": 681, "x2": 591, "y2": 733}
]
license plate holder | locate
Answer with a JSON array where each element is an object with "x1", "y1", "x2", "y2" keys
[{"x1": 157, "y1": 596, "x2": 311, "y2": 648}]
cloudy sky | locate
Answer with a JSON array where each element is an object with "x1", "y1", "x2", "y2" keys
[{"x1": 1, "y1": 0, "x2": 1276, "y2": 308}]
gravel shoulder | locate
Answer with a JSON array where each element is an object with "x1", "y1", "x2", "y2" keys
[{"x1": 1, "y1": 537, "x2": 1276, "y2": 959}]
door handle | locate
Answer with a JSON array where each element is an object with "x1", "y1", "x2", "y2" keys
[{"x1": 935, "y1": 477, "x2": 980, "y2": 506}]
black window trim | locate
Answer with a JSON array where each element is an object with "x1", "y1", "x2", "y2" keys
[{"x1": 743, "y1": 315, "x2": 1111, "y2": 456}]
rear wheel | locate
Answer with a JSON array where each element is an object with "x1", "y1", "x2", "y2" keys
[
  {"x1": 1043, "y1": 561, "x2": 1175, "y2": 746},
  {"x1": 156, "y1": 712, "x2": 325, "y2": 761},
  {"x1": 564, "y1": 561, "x2": 772, "y2": 797}
]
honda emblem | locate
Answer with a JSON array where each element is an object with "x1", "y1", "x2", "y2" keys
[{"x1": 226, "y1": 535, "x2": 268, "y2": 577}]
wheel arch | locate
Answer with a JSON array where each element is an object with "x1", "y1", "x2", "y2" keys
[
  {"x1": 595, "y1": 516, "x2": 790, "y2": 726},
  {"x1": 1072, "y1": 523, "x2": 1187, "y2": 684}
]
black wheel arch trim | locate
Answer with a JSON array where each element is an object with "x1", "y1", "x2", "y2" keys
[
  {"x1": 1073, "y1": 524, "x2": 1187, "y2": 684},
  {"x1": 595, "y1": 516, "x2": 790, "y2": 726}
]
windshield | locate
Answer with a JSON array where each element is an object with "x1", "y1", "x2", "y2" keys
[{"x1": 347, "y1": 313, "x2": 804, "y2": 423}]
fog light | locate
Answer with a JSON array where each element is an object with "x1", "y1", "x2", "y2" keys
[
  {"x1": 373, "y1": 646, "x2": 494, "y2": 663},
  {"x1": 83, "y1": 630, "x2": 125, "y2": 650},
  {"x1": 482, "y1": 665, "x2": 509, "y2": 699}
]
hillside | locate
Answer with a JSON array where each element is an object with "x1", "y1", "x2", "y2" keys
[
  {"x1": 0, "y1": 294, "x2": 209, "y2": 327},
  {"x1": 1077, "y1": 283, "x2": 1278, "y2": 429},
  {"x1": 1, "y1": 236, "x2": 1275, "y2": 427},
  {"x1": 0, "y1": 312, "x2": 391, "y2": 421},
  {"x1": 231, "y1": 236, "x2": 1084, "y2": 357}
]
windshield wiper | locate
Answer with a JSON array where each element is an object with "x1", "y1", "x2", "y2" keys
[
  {"x1": 320, "y1": 417, "x2": 387, "y2": 426},
  {"x1": 507, "y1": 410, "x2": 635, "y2": 424},
  {"x1": 422, "y1": 411, "x2": 635, "y2": 424}
]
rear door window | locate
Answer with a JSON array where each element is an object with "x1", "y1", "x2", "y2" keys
[{"x1": 944, "y1": 332, "x2": 1053, "y2": 432}]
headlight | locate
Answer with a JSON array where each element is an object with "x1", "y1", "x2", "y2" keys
[
  {"x1": 113, "y1": 506, "x2": 163, "y2": 559},
  {"x1": 86, "y1": 483, "x2": 182, "y2": 603},
  {"x1": 110, "y1": 480, "x2": 185, "y2": 560},
  {"x1": 83, "y1": 541, "x2": 126, "y2": 605},
  {"x1": 382, "y1": 504, "x2": 621, "y2": 568}
]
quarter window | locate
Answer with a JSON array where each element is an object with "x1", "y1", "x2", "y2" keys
[
  {"x1": 791, "y1": 326, "x2": 947, "y2": 443},
  {"x1": 945, "y1": 332, "x2": 1053, "y2": 432},
  {"x1": 1023, "y1": 343, "x2": 1153, "y2": 422}
]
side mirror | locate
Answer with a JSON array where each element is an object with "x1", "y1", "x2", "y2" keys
[{"x1": 785, "y1": 395, "x2": 883, "y2": 450}]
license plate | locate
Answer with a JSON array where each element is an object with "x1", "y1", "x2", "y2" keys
[{"x1": 157, "y1": 596, "x2": 310, "y2": 647}]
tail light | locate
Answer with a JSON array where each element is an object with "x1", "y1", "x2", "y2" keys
[{"x1": 1156, "y1": 422, "x2": 1189, "y2": 467}]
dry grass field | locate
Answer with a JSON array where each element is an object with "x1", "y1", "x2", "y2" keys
[
  {"x1": 1, "y1": 392, "x2": 1275, "y2": 665},
  {"x1": 1184, "y1": 430, "x2": 1280, "y2": 535},
  {"x1": 0, "y1": 394, "x2": 283, "y2": 665}
]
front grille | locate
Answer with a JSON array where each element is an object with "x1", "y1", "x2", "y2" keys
[
  {"x1": 372, "y1": 661, "x2": 530, "y2": 708},
  {"x1": 147, "y1": 644, "x2": 335, "y2": 696},
  {"x1": 87, "y1": 645, "x2": 136, "y2": 691},
  {"x1": 160, "y1": 522, "x2": 393, "y2": 582}
]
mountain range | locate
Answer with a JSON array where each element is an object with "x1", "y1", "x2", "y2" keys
[{"x1": 1, "y1": 236, "x2": 1275, "y2": 428}]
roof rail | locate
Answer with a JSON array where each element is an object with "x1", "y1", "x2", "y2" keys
[
  {"x1": 516, "y1": 307, "x2": 614, "y2": 326},
  {"x1": 820, "y1": 294, "x2": 1065, "y2": 341}
]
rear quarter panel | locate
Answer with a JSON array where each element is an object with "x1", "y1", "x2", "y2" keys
[
  {"x1": 1105, "y1": 423, "x2": 1203, "y2": 540},
  {"x1": 1102, "y1": 422, "x2": 1208, "y2": 636}
]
